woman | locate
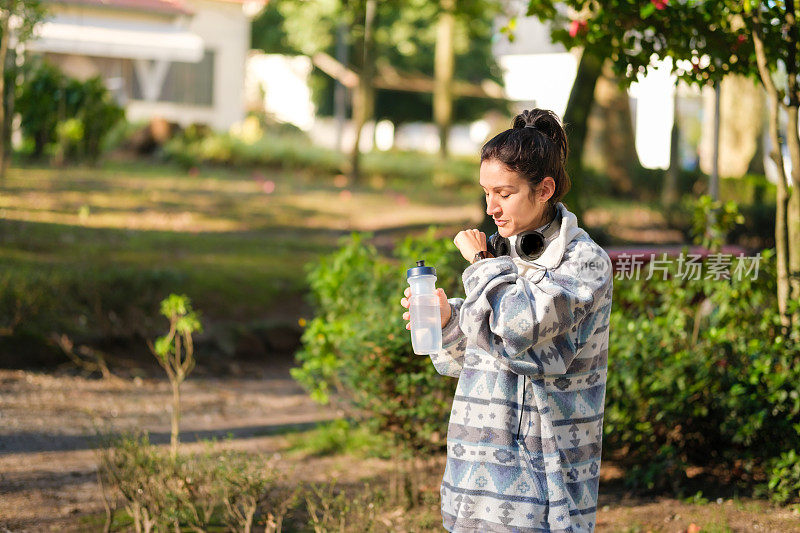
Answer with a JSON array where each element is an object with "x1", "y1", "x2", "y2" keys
[{"x1": 400, "y1": 109, "x2": 613, "y2": 532}]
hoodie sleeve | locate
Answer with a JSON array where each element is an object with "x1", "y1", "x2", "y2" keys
[
  {"x1": 459, "y1": 248, "x2": 611, "y2": 376},
  {"x1": 427, "y1": 298, "x2": 467, "y2": 378}
]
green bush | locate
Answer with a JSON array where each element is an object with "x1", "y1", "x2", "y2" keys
[
  {"x1": 0, "y1": 265, "x2": 183, "y2": 367},
  {"x1": 76, "y1": 76, "x2": 126, "y2": 162},
  {"x1": 297, "y1": 233, "x2": 800, "y2": 503},
  {"x1": 15, "y1": 60, "x2": 64, "y2": 157},
  {"x1": 163, "y1": 130, "x2": 345, "y2": 174},
  {"x1": 607, "y1": 248, "x2": 800, "y2": 501},
  {"x1": 16, "y1": 59, "x2": 124, "y2": 162},
  {"x1": 664, "y1": 193, "x2": 776, "y2": 250},
  {"x1": 292, "y1": 229, "x2": 463, "y2": 454},
  {"x1": 720, "y1": 174, "x2": 777, "y2": 205},
  {"x1": 98, "y1": 433, "x2": 298, "y2": 533},
  {"x1": 286, "y1": 418, "x2": 394, "y2": 458},
  {"x1": 163, "y1": 128, "x2": 479, "y2": 185}
]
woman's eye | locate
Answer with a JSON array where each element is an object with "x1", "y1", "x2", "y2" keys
[{"x1": 501, "y1": 194, "x2": 511, "y2": 199}]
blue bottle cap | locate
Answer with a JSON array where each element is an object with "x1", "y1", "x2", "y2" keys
[{"x1": 406, "y1": 259, "x2": 436, "y2": 279}]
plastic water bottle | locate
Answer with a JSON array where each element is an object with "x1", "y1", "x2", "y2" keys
[{"x1": 406, "y1": 260, "x2": 442, "y2": 355}]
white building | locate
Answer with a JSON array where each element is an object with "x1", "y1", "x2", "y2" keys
[{"x1": 28, "y1": 0, "x2": 264, "y2": 131}]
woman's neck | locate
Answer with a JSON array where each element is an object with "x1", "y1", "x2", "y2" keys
[{"x1": 526, "y1": 204, "x2": 557, "y2": 233}]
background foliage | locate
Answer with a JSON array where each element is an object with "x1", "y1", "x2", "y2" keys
[
  {"x1": 251, "y1": 0, "x2": 509, "y2": 123},
  {"x1": 16, "y1": 59, "x2": 124, "y2": 162},
  {"x1": 296, "y1": 233, "x2": 800, "y2": 503},
  {"x1": 292, "y1": 230, "x2": 464, "y2": 455}
]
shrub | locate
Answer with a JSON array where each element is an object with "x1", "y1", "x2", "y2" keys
[
  {"x1": 162, "y1": 127, "x2": 480, "y2": 186},
  {"x1": 606, "y1": 248, "x2": 800, "y2": 500},
  {"x1": 76, "y1": 76, "x2": 126, "y2": 162},
  {"x1": 16, "y1": 59, "x2": 124, "y2": 162},
  {"x1": 15, "y1": 60, "x2": 63, "y2": 158},
  {"x1": 97, "y1": 433, "x2": 297, "y2": 533},
  {"x1": 0, "y1": 265, "x2": 184, "y2": 368},
  {"x1": 292, "y1": 229, "x2": 463, "y2": 454},
  {"x1": 297, "y1": 232, "x2": 800, "y2": 502}
]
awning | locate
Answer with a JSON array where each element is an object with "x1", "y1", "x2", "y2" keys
[{"x1": 27, "y1": 15, "x2": 204, "y2": 63}]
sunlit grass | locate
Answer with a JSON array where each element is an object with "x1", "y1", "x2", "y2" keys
[{"x1": 0, "y1": 162, "x2": 481, "y2": 324}]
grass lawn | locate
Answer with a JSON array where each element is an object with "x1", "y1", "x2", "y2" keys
[
  {"x1": 0, "y1": 162, "x2": 483, "y2": 351},
  {"x1": 0, "y1": 160, "x2": 681, "y2": 363}
]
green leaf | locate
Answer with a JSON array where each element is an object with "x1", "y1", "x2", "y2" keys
[{"x1": 154, "y1": 336, "x2": 172, "y2": 359}]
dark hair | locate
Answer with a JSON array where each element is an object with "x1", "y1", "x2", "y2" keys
[{"x1": 480, "y1": 109, "x2": 571, "y2": 207}]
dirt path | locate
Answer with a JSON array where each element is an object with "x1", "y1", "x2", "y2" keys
[
  {"x1": 2, "y1": 365, "x2": 799, "y2": 532},
  {"x1": 0, "y1": 362, "x2": 341, "y2": 531}
]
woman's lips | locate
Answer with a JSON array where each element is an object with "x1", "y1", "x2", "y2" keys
[{"x1": 494, "y1": 219, "x2": 508, "y2": 227}]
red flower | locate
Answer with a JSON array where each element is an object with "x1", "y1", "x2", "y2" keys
[
  {"x1": 569, "y1": 19, "x2": 587, "y2": 38},
  {"x1": 651, "y1": 0, "x2": 668, "y2": 9}
]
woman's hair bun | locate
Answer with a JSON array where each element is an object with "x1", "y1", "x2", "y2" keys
[
  {"x1": 480, "y1": 107, "x2": 572, "y2": 207},
  {"x1": 512, "y1": 109, "x2": 568, "y2": 163}
]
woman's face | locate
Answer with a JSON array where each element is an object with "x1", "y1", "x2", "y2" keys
[{"x1": 480, "y1": 158, "x2": 555, "y2": 238}]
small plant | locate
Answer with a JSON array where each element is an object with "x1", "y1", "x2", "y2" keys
[
  {"x1": 689, "y1": 194, "x2": 745, "y2": 252},
  {"x1": 767, "y1": 450, "x2": 800, "y2": 504},
  {"x1": 97, "y1": 433, "x2": 296, "y2": 533},
  {"x1": 97, "y1": 433, "x2": 174, "y2": 533},
  {"x1": 303, "y1": 479, "x2": 383, "y2": 533},
  {"x1": 148, "y1": 293, "x2": 202, "y2": 457},
  {"x1": 682, "y1": 490, "x2": 710, "y2": 505}
]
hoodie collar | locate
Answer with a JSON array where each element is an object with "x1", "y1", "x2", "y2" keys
[{"x1": 507, "y1": 202, "x2": 581, "y2": 271}]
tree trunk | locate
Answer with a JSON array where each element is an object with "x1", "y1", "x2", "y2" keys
[
  {"x1": 434, "y1": 0, "x2": 455, "y2": 159},
  {"x1": 0, "y1": 10, "x2": 10, "y2": 183},
  {"x1": 747, "y1": 109, "x2": 766, "y2": 176},
  {"x1": 766, "y1": 96, "x2": 789, "y2": 327},
  {"x1": 334, "y1": 22, "x2": 349, "y2": 152},
  {"x1": 171, "y1": 379, "x2": 180, "y2": 457},
  {"x1": 784, "y1": 1, "x2": 800, "y2": 329},
  {"x1": 752, "y1": 14, "x2": 792, "y2": 329},
  {"x1": 589, "y1": 59, "x2": 639, "y2": 195},
  {"x1": 349, "y1": 0, "x2": 376, "y2": 183},
  {"x1": 783, "y1": 104, "x2": 800, "y2": 328},
  {"x1": 562, "y1": 49, "x2": 603, "y2": 222},
  {"x1": 663, "y1": 91, "x2": 681, "y2": 206},
  {"x1": 3, "y1": 47, "x2": 15, "y2": 178}
]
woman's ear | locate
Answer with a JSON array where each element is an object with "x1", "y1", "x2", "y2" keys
[{"x1": 539, "y1": 176, "x2": 556, "y2": 203}]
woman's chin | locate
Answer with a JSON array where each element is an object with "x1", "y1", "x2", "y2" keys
[{"x1": 496, "y1": 225, "x2": 513, "y2": 238}]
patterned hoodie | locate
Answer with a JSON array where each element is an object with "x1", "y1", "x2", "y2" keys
[{"x1": 429, "y1": 202, "x2": 613, "y2": 532}]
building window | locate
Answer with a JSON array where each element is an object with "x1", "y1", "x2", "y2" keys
[
  {"x1": 41, "y1": 50, "x2": 215, "y2": 107},
  {"x1": 159, "y1": 50, "x2": 215, "y2": 106}
]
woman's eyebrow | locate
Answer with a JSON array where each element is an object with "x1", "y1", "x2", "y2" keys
[{"x1": 481, "y1": 185, "x2": 516, "y2": 191}]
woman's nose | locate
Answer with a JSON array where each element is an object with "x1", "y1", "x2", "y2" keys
[{"x1": 486, "y1": 198, "x2": 501, "y2": 216}]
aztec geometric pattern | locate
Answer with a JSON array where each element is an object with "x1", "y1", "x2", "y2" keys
[{"x1": 428, "y1": 203, "x2": 613, "y2": 532}]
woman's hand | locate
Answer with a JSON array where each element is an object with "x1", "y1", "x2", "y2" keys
[
  {"x1": 454, "y1": 229, "x2": 487, "y2": 263},
  {"x1": 401, "y1": 287, "x2": 452, "y2": 330}
]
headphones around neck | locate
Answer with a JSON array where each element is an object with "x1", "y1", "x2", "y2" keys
[{"x1": 487, "y1": 207, "x2": 561, "y2": 262}]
